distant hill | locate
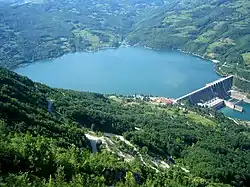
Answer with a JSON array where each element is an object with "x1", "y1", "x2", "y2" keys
[
  {"x1": 127, "y1": 0, "x2": 250, "y2": 91},
  {"x1": 0, "y1": 0, "x2": 163, "y2": 68},
  {"x1": 0, "y1": 0, "x2": 249, "y2": 91}
]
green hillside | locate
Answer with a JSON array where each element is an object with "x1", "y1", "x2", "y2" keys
[
  {"x1": 1, "y1": 1, "x2": 250, "y2": 186},
  {"x1": 0, "y1": 0, "x2": 163, "y2": 68},
  {"x1": 127, "y1": 0, "x2": 250, "y2": 91},
  {"x1": 0, "y1": 0, "x2": 250, "y2": 92},
  {"x1": 1, "y1": 68, "x2": 250, "y2": 186}
]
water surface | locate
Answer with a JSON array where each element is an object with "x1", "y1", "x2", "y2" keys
[
  {"x1": 220, "y1": 102, "x2": 250, "y2": 121},
  {"x1": 15, "y1": 47, "x2": 220, "y2": 98}
]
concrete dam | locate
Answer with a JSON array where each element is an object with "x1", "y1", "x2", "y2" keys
[{"x1": 176, "y1": 76, "x2": 234, "y2": 109}]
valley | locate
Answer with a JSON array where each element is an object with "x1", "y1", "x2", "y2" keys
[
  {"x1": 1, "y1": 0, "x2": 250, "y2": 186},
  {"x1": 0, "y1": 0, "x2": 250, "y2": 92}
]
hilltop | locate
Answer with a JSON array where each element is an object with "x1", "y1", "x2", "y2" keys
[{"x1": 1, "y1": 67, "x2": 250, "y2": 186}]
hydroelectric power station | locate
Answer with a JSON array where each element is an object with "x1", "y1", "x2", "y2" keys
[{"x1": 175, "y1": 75, "x2": 244, "y2": 112}]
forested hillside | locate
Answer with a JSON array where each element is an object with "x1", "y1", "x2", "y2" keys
[
  {"x1": 1, "y1": 1, "x2": 250, "y2": 186},
  {"x1": 127, "y1": 0, "x2": 250, "y2": 91},
  {"x1": 0, "y1": 0, "x2": 249, "y2": 91},
  {"x1": 1, "y1": 67, "x2": 250, "y2": 186},
  {"x1": 0, "y1": 0, "x2": 163, "y2": 68}
]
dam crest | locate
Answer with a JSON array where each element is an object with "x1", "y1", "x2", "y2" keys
[{"x1": 175, "y1": 76, "x2": 243, "y2": 112}]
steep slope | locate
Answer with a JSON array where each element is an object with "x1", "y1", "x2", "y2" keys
[
  {"x1": 0, "y1": 0, "x2": 164, "y2": 68},
  {"x1": 1, "y1": 67, "x2": 250, "y2": 186},
  {"x1": 127, "y1": 0, "x2": 250, "y2": 91},
  {"x1": 0, "y1": 67, "x2": 86, "y2": 143}
]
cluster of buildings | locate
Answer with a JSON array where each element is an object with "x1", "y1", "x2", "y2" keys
[
  {"x1": 151, "y1": 97, "x2": 174, "y2": 105},
  {"x1": 132, "y1": 76, "x2": 248, "y2": 113},
  {"x1": 133, "y1": 94, "x2": 174, "y2": 105}
]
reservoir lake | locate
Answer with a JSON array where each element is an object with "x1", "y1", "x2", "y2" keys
[{"x1": 15, "y1": 47, "x2": 250, "y2": 121}]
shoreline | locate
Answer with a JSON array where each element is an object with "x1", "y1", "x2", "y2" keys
[
  {"x1": 11, "y1": 45, "x2": 120, "y2": 70},
  {"x1": 11, "y1": 43, "x2": 250, "y2": 122},
  {"x1": 11, "y1": 39, "x2": 220, "y2": 70},
  {"x1": 175, "y1": 48, "x2": 226, "y2": 78},
  {"x1": 12, "y1": 43, "x2": 249, "y2": 99},
  {"x1": 175, "y1": 48, "x2": 220, "y2": 64}
]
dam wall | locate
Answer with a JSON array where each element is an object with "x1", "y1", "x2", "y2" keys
[{"x1": 176, "y1": 76, "x2": 233, "y2": 104}]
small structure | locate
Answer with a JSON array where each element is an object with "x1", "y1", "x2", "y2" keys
[
  {"x1": 152, "y1": 97, "x2": 173, "y2": 105},
  {"x1": 47, "y1": 99, "x2": 53, "y2": 113},
  {"x1": 224, "y1": 100, "x2": 243, "y2": 112},
  {"x1": 201, "y1": 97, "x2": 225, "y2": 110}
]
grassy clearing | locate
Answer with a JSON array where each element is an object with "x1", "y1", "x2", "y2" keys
[
  {"x1": 206, "y1": 52, "x2": 217, "y2": 59},
  {"x1": 154, "y1": 105, "x2": 216, "y2": 126},
  {"x1": 242, "y1": 52, "x2": 250, "y2": 65},
  {"x1": 163, "y1": 13, "x2": 192, "y2": 24},
  {"x1": 110, "y1": 99, "x2": 216, "y2": 127},
  {"x1": 195, "y1": 31, "x2": 218, "y2": 43},
  {"x1": 186, "y1": 112, "x2": 216, "y2": 126},
  {"x1": 208, "y1": 42, "x2": 223, "y2": 51},
  {"x1": 72, "y1": 29, "x2": 100, "y2": 46},
  {"x1": 195, "y1": 36, "x2": 211, "y2": 43},
  {"x1": 108, "y1": 96, "x2": 123, "y2": 103},
  {"x1": 208, "y1": 38, "x2": 235, "y2": 52}
]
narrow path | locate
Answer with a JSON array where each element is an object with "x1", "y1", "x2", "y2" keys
[
  {"x1": 104, "y1": 133, "x2": 160, "y2": 172},
  {"x1": 228, "y1": 117, "x2": 239, "y2": 125},
  {"x1": 85, "y1": 132, "x2": 172, "y2": 172},
  {"x1": 234, "y1": 75, "x2": 250, "y2": 83},
  {"x1": 218, "y1": 65, "x2": 250, "y2": 83},
  {"x1": 222, "y1": 64, "x2": 250, "y2": 73}
]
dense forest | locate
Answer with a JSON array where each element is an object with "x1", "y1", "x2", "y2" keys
[
  {"x1": 0, "y1": 0, "x2": 249, "y2": 92},
  {"x1": 1, "y1": 67, "x2": 250, "y2": 186},
  {"x1": 0, "y1": 0, "x2": 163, "y2": 68}
]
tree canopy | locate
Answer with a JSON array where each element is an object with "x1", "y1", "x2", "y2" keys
[{"x1": 0, "y1": 67, "x2": 250, "y2": 186}]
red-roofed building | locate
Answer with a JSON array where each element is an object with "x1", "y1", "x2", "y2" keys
[{"x1": 153, "y1": 97, "x2": 173, "y2": 105}]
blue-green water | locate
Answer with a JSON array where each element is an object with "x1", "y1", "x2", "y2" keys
[
  {"x1": 15, "y1": 47, "x2": 220, "y2": 98},
  {"x1": 220, "y1": 102, "x2": 250, "y2": 121},
  {"x1": 14, "y1": 47, "x2": 250, "y2": 121}
]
